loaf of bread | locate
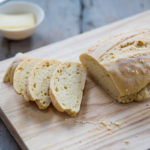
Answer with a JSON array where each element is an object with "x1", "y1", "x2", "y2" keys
[
  {"x1": 50, "y1": 62, "x2": 87, "y2": 116},
  {"x1": 80, "y1": 29, "x2": 150, "y2": 103},
  {"x1": 13, "y1": 58, "x2": 43, "y2": 101},
  {"x1": 3, "y1": 53, "x2": 26, "y2": 84},
  {"x1": 27, "y1": 59, "x2": 60, "y2": 109}
]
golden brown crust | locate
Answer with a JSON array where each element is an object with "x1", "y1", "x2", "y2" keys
[
  {"x1": 80, "y1": 29, "x2": 150, "y2": 103},
  {"x1": 3, "y1": 53, "x2": 26, "y2": 84},
  {"x1": 3, "y1": 65, "x2": 11, "y2": 83},
  {"x1": 88, "y1": 29, "x2": 150, "y2": 60},
  {"x1": 104, "y1": 51, "x2": 150, "y2": 97}
]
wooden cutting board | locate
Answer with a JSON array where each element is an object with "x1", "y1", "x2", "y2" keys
[{"x1": 1, "y1": 11, "x2": 150, "y2": 150}]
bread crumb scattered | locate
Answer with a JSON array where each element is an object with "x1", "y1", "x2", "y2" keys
[
  {"x1": 65, "y1": 119, "x2": 122, "y2": 131},
  {"x1": 114, "y1": 122, "x2": 121, "y2": 127},
  {"x1": 100, "y1": 121, "x2": 107, "y2": 126},
  {"x1": 124, "y1": 140, "x2": 129, "y2": 144},
  {"x1": 107, "y1": 126, "x2": 112, "y2": 131}
]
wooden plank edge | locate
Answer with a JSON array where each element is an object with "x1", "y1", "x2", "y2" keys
[{"x1": 0, "y1": 107, "x2": 28, "y2": 150}]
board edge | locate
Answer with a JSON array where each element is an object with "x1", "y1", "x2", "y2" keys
[{"x1": 0, "y1": 107, "x2": 28, "y2": 150}]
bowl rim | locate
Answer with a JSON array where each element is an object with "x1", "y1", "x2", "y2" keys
[{"x1": 0, "y1": 1, "x2": 45, "y2": 32}]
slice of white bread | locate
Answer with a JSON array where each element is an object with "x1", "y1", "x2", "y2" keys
[
  {"x1": 80, "y1": 29, "x2": 150, "y2": 103},
  {"x1": 50, "y1": 62, "x2": 87, "y2": 116},
  {"x1": 27, "y1": 59, "x2": 60, "y2": 109},
  {"x1": 13, "y1": 58, "x2": 42, "y2": 101},
  {"x1": 3, "y1": 53, "x2": 26, "y2": 84}
]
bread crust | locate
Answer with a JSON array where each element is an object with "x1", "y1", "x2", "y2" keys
[
  {"x1": 80, "y1": 29, "x2": 150, "y2": 103},
  {"x1": 3, "y1": 65, "x2": 11, "y2": 83},
  {"x1": 3, "y1": 53, "x2": 26, "y2": 84}
]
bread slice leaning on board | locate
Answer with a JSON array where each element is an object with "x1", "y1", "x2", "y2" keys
[
  {"x1": 13, "y1": 58, "x2": 43, "y2": 101},
  {"x1": 50, "y1": 62, "x2": 87, "y2": 116},
  {"x1": 27, "y1": 59, "x2": 60, "y2": 109},
  {"x1": 3, "y1": 53, "x2": 26, "y2": 84},
  {"x1": 80, "y1": 29, "x2": 150, "y2": 103}
]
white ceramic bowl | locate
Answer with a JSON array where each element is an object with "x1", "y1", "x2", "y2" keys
[{"x1": 0, "y1": 1, "x2": 45, "y2": 40}]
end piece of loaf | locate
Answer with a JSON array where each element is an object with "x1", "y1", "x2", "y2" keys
[
  {"x1": 80, "y1": 29, "x2": 150, "y2": 103},
  {"x1": 13, "y1": 58, "x2": 42, "y2": 101},
  {"x1": 27, "y1": 59, "x2": 60, "y2": 109},
  {"x1": 50, "y1": 62, "x2": 87, "y2": 116},
  {"x1": 3, "y1": 53, "x2": 26, "y2": 84}
]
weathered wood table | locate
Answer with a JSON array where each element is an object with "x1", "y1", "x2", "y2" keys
[{"x1": 0, "y1": 0, "x2": 150, "y2": 149}]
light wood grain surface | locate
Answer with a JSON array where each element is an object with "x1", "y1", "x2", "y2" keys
[
  {"x1": 1, "y1": 0, "x2": 150, "y2": 150},
  {"x1": 1, "y1": 11, "x2": 150, "y2": 150}
]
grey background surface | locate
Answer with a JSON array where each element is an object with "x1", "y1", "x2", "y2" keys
[{"x1": 0, "y1": 0, "x2": 150, "y2": 149}]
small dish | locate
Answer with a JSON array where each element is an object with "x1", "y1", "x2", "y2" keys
[{"x1": 0, "y1": 1, "x2": 45, "y2": 40}]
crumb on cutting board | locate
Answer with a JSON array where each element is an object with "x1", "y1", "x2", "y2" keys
[
  {"x1": 100, "y1": 121, "x2": 107, "y2": 126},
  {"x1": 113, "y1": 122, "x2": 121, "y2": 127},
  {"x1": 124, "y1": 140, "x2": 129, "y2": 144},
  {"x1": 106, "y1": 126, "x2": 112, "y2": 131},
  {"x1": 65, "y1": 118, "x2": 122, "y2": 131}
]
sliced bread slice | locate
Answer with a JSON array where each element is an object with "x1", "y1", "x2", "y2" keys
[
  {"x1": 3, "y1": 53, "x2": 26, "y2": 84},
  {"x1": 13, "y1": 58, "x2": 43, "y2": 101},
  {"x1": 27, "y1": 59, "x2": 60, "y2": 109},
  {"x1": 50, "y1": 62, "x2": 87, "y2": 116}
]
